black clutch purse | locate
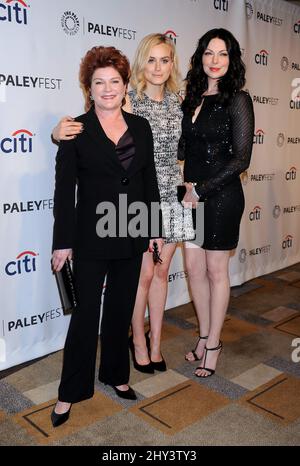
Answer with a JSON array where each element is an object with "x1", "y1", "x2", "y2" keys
[
  {"x1": 177, "y1": 185, "x2": 186, "y2": 202},
  {"x1": 55, "y1": 259, "x2": 77, "y2": 315},
  {"x1": 152, "y1": 241, "x2": 163, "y2": 264}
]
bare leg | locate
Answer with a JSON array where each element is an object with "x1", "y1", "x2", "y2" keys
[
  {"x1": 183, "y1": 244, "x2": 210, "y2": 361},
  {"x1": 131, "y1": 252, "x2": 154, "y2": 365},
  {"x1": 195, "y1": 250, "x2": 230, "y2": 377},
  {"x1": 148, "y1": 243, "x2": 177, "y2": 362}
]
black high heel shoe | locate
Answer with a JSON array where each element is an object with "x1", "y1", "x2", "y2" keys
[
  {"x1": 51, "y1": 402, "x2": 72, "y2": 428},
  {"x1": 195, "y1": 341, "x2": 223, "y2": 378},
  {"x1": 111, "y1": 385, "x2": 137, "y2": 400},
  {"x1": 145, "y1": 330, "x2": 167, "y2": 372},
  {"x1": 185, "y1": 335, "x2": 208, "y2": 362},
  {"x1": 128, "y1": 334, "x2": 154, "y2": 374}
]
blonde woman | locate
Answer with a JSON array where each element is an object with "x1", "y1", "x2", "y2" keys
[{"x1": 52, "y1": 34, "x2": 194, "y2": 374}]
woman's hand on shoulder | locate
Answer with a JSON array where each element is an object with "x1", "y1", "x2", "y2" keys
[
  {"x1": 52, "y1": 116, "x2": 83, "y2": 142},
  {"x1": 52, "y1": 249, "x2": 73, "y2": 272},
  {"x1": 177, "y1": 93, "x2": 183, "y2": 104}
]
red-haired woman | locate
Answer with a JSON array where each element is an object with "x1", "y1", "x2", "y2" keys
[{"x1": 51, "y1": 46, "x2": 162, "y2": 427}]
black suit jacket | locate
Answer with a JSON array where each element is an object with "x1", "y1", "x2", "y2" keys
[{"x1": 52, "y1": 107, "x2": 161, "y2": 259}]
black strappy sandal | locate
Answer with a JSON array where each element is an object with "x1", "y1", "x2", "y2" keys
[
  {"x1": 195, "y1": 341, "x2": 223, "y2": 377},
  {"x1": 185, "y1": 335, "x2": 208, "y2": 362}
]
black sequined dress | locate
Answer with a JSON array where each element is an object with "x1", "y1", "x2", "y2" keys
[{"x1": 182, "y1": 91, "x2": 254, "y2": 250}]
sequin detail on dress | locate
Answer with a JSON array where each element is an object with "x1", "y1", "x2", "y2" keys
[
  {"x1": 129, "y1": 90, "x2": 194, "y2": 243},
  {"x1": 182, "y1": 91, "x2": 254, "y2": 250}
]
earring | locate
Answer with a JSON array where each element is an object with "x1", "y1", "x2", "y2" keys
[{"x1": 90, "y1": 95, "x2": 94, "y2": 101}]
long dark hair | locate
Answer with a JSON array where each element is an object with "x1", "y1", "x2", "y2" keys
[{"x1": 182, "y1": 28, "x2": 245, "y2": 115}]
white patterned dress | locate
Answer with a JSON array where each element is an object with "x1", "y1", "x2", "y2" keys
[{"x1": 128, "y1": 90, "x2": 194, "y2": 243}]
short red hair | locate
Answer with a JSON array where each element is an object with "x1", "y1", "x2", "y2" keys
[{"x1": 79, "y1": 46, "x2": 131, "y2": 110}]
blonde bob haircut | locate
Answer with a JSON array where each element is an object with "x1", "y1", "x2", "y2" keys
[{"x1": 130, "y1": 33, "x2": 180, "y2": 98}]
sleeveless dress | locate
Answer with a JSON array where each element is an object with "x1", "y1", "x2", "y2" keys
[
  {"x1": 128, "y1": 89, "x2": 194, "y2": 243},
  {"x1": 182, "y1": 91, "x2": 254, "y2": 250}
]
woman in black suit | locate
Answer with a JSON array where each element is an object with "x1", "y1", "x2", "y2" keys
[{"x1": 51, "y1": 46, "x2": 162, "y2": 427}]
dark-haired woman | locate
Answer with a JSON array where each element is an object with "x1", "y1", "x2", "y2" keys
[
  {"x1": 51, "y1": 46, "x2": 162, "y2": 426},
  {"x1": 181, "y1": 29, "x2": 254, "y2": 377}
]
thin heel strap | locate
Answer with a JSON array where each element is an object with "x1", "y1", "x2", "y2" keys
[
  {"x1": 205, "y1": 341, "x2": 222, "y2": 352},
  {"x1": 199, "y1": 335, "x2": 208, "y2": 340}
]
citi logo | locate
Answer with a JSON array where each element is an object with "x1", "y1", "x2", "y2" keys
[
  {"x1": 5, "y1": 250, "x2": 38, "y2": 276},
  {"x1": 0, "y1": 129, "x2": 33, "y2": 154},
  {"x1": 294, "y1": 19, "x2": 300, "y2": 34},
  {"x1": 164, "y1": 30, "x2": 178, "y2": 45},
  {"x1": 0, "y1": 0, "x2": 28, "y2": 25},
  {"x1": 249, "y1": 205, "x2": 261, "y2": 221},
  {"x1": 290, "y1": 99, "x2": 300, "y2": 110},
  {"x1": 255, "y1": 49, "x2": 269, "y2": 66},
  {"x1": 282, "y1": 235, "x2": 293, "y2": 249},
  {"x1": 213, "y1": 0, "x2": 229, "y2": 11},
  {"x1": 253, "y1": 129, "x2": 265, "y2": 144},
  {"x1": 285, "y1": 166, "x2": 297, "y2": 181}
]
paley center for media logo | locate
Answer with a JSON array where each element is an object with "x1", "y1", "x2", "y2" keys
[
  {"x1": 241, "y1": 172, "x2": 275, "y2": 185},
  {"x1": 7, "y1": 309, "x2": 63, "y2": 333},
  {"x1": 61, "y1": 10, "x2": 137, "y2": 40},
  {"x1": 2, "y1": 198, "x2": 53, "y2": 214},
  {"x1": 61, "y1": 11, "x2": 80, "y2": 35},
  {"x1": 5, "y1": 250, "x2": 38, "y2": 276},
  {"x1": 281, "y1": 56, "x2": 300, "y2": 72},
  {"x1": 0, "y1": 128, "x2": 34, "y2": 154},
  {"x1": 245, "y1": 2, "x2": 254, "y2": 19},
  {"x1": 252, "y1": 94, "x2": 279, "y2": 106},
  {"x1": 273, "y1": 204, "x2": 300, "y2": 218},
  {"x1": 277, "y1": 132, "x2": 300, "y2": 146},
  {"x1": 239, "y1": 244, "x2": 271, "y2": 262},
  {"x1": 0, "y1": 0, "x2": 29, "y2": 25},
  {"x1": 246, "y1": 1, "x2": 283, "y2": 25},
  {"x1": 0, "y1": 73, "x2": 62, "y2": 94}
]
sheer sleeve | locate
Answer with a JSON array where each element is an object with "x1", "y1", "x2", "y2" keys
[
  {"x1": 195, "y1": 91, "x2": 254, "y2": 199},
  {"x1": 177, "y1": 133, "x2": 186, "y2": 161}
]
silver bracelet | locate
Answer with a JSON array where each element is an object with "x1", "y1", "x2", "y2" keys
[{"x1": 191, "y1": 186, "x2": 199, "y2": 201}]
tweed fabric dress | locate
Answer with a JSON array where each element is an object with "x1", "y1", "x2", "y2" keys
[{"x1": 129, "y1": 89, "x2": 194, "y2": 243}]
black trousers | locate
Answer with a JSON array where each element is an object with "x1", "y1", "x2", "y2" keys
[{"x1": 58, "y1": 254, "x2": 143, "y2": 403}]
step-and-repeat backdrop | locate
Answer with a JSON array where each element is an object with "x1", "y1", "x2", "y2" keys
[{"x1": 1, "y1": 0, "x2": 299, "y2": 369}]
